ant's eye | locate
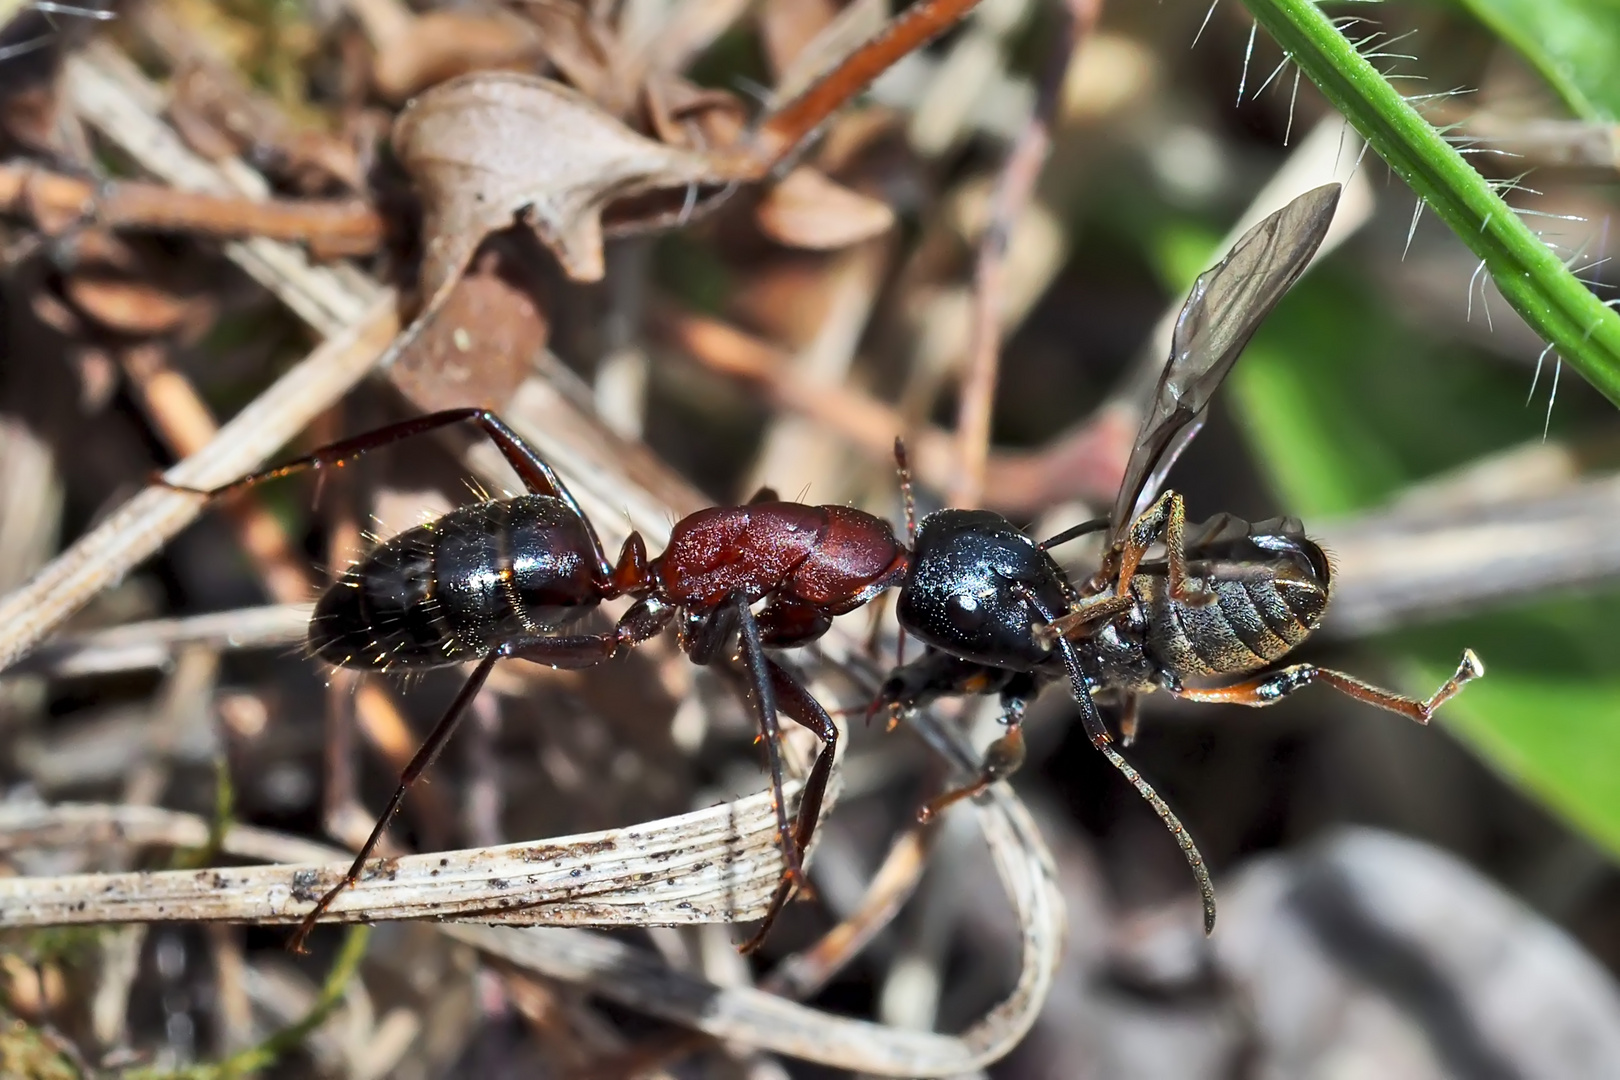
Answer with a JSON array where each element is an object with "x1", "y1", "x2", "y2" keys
[{"x1": 946, "y1": 592, "x2": 987, "y2": 633}]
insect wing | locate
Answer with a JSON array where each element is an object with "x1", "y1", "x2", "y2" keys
[{"x1": 1110, "y1": 183, "x2": 1342, "y2": 535}]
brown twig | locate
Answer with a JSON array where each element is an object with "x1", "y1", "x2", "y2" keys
[
  {"x1": 764, "y1": 824, "x2": 936, "y2": 1000},
  {"x1": 655, "y1": 305, "x2": 1128, "y2": 511},
  {"x1": 951, "y1": 0, "x2": 1102, "y2": 508},
  {"x1": 752, "y1": 0, "x2": 994, "y2": 165},
  {"x1": 0, "y1": 163, "x2": 385, "y2": 253},
  {"x1": 117, "y1": 341, "x2": 316, "y2": 605}
]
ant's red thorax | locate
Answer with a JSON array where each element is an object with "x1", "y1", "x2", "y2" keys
[{"x1": 653, "y1": 502, "x2": 904, "y2": 612}]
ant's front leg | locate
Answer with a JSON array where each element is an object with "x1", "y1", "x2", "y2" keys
[
  {"x1": 1045, "y1": 490, "x2": 1208, "y2": 642},
  {"x1": 1114, "y1": 490, "x2": 1211, "y2": 604}
]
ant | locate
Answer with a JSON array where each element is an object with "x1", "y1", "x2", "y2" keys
[
  {"x1": 874, "y1": 184, "x2": 1484, "y2": 932},
  {"x1": 171, "y1": 409, "x2": 907, "y2": 953}
]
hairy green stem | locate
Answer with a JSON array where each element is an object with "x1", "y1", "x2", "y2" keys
[{"x1": 1241, "y1": 0, "x2": 1620, "y2": 409}]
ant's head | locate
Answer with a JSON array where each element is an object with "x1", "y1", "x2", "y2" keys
[{"x1": 896, "y1": 509, "x2": 1072, "y2": 671}]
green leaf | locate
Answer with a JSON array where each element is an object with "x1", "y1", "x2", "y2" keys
[
  {"x1": 1453, "y1": 0, "x2": 1620, "y2": 121},
  {"x1": 1229, "y1": 268, "x2": 1545, "y2": 518},
  {"x1": 1239, "y1": 0, "x2": 1620, "y2": 412},
  {"x1": 1398, "y1": 600, "x2": 1620, "y2": 860}
]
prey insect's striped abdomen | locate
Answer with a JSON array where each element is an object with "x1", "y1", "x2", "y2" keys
[
  {"x1": 309, "y1": 495, "x2": 605, "y2": 670},
  {"x1": 1140, "y1": 554, "x2": 1329, "y2": 681}
]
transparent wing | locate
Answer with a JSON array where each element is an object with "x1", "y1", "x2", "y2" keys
[{"x1": 1109, "y1": 183, "x2": 1342, "y2": 538}]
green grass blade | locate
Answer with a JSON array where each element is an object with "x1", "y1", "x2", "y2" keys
[{"x1": 1239, "y1": 0, "x2": 1620, "y2": 410}]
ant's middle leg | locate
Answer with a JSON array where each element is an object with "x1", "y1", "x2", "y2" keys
[
  {"x1": 502, "y1": 597, "x2": 677, "y2": 669},
  {"x1": 1172, "y1": 649, "x2": 1485, "y2": 724}
]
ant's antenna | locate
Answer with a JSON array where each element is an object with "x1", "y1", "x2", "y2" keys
[{"x1": 893, "y1": 436, "x2": 918, "y2": 546}]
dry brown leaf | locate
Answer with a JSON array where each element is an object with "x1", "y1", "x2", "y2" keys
[
  {"x1": 369, "y1": 9, "x2": 547, "y2": 104},
  {"x1": 388, "y1": 241, "x2": 550, "y2": 411},
  {"x1": 643, "y1": 74, "x2": 748, "y2": 152},
  {"x1": 62, "y1": 275, "x2": 204, "y2": 338},
  {"x1": 760, "y1": 0, "x2": 840, "y2": 81},
  {"x1": 517, "y1": 0, "x2": 628, "y2": 114},
  {"x1": 394, "y1": 72, "x2": 749, "y2": 290},
  {"x1": 755, "y1": 166, "x2": 895, "y2": 250}
]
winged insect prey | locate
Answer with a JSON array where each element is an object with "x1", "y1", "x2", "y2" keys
[
  {"x1": 165, "y1": 408, "x2": 908, "y2": 954},
  {"x1": 873, "y1": 184, "x2": 1484, "y2": 935}
]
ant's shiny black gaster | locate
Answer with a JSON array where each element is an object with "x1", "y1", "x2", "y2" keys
[{"x1": 309, "y1": 496, "x2": 601, "y2": 669}]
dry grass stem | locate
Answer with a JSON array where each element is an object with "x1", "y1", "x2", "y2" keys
[
  {"x1": 440, "y1": 764, "x2": 1059, "y2": 1077},
  {"x1": 1, "y1": 604, "x2": 308, "y2": 678},
  {"x1": 0, "y1": 779, "x2": 819, "y2": 928},
  {"x1": 1322, "y1": 473, "x2": 1620, "y2": 635},
  {"x1": 65, "y1": 44, "x2": 385, "y2": 335}
]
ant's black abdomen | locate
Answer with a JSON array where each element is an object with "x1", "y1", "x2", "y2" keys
[
  {"x1": 896, "y1": 509, "x2": 1073, "y2": 671},
  {"x1": 310, "y1": 495, "x2": 604, "y2": 670}
]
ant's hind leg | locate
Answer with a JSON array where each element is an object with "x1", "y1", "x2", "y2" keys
[
  {"x1": 288, "y1": 650, "x2": 500, "y2": 953},
  {"x1": 1173, "y1": 649, "x2": 1485, "y2": 723},
  {"x1": 160, "y1": 408, "x2": 633, "y2": 583},
  {"x1": 167, "y1": 410, "x2": 510, "y2": 501}
]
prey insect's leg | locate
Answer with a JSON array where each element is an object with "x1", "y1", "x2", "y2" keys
[
  {"x1": 289, "y1": 650, "x2": 500, "y2": 953},
  {"x1": 737, "y1": 657, "x2": 840, "y2": 954},
  {"x1": 1038, "y1": 592, "x2": 1134, "y2": 645},
  {"x1": 1119, "y1": 691, "x2": 1142, "y2": 747},
  {"x1": 686, "y1": 593, "x2": 803, "y2": 891},
  {"x1": 1173, "y1": 649, "x2": 1484, "y2": 724},
  {"x1": 917, "y1": 694, "x2": 1027, "y2": 824},
  {"x1": 1047, "y1": 491, "x2": 1207, "y2": 640}
]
